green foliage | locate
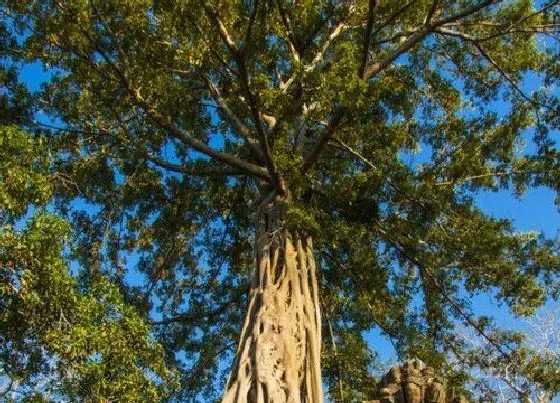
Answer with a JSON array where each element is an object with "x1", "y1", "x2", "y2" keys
[
  {"x1": 0, "y1": 212, "x2": 178, "y2": 401},
  {"x1": 0, "y1": 126, "x2": 52, "y2": 221},
  {"x1": 0, "y1": 124, "x2": 178, "y2": 400},
  {"x1": 322, "y1": 327, "x2": 379, "y2": 402},
  {"x1": 1, "y1": 0, "x2": 559, "y2": 400}
]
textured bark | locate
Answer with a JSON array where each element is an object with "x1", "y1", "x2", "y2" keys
[{"x1": 222, "y1": 197, "x2": 323, "y2": 403}]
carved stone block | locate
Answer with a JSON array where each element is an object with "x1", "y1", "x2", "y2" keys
[{"x1": 364, "y1": 359, "x2": 467, "y2": 403}]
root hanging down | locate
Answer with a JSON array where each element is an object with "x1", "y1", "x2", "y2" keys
[{"x1": 222, "y1": 217, "x2": 323, "y2": 403}]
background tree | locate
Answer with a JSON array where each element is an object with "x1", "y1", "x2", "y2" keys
[
  {"x1": 456, "y1": 305, "x2": 560, "y2": 402},
  {"x1": 0, "y1": 95, "x2": 179, "y2": 401},
  {"x1": 1, "y1": 0, "x2": 559, "y2": 401}
]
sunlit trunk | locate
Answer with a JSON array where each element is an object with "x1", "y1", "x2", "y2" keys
[{"x1": 222, "y1": 196, "x2": 323, "y2": 403}]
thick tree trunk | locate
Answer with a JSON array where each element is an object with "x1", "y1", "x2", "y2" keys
[{"x1": 222, "y1": 196, "x2": 323, "y2": 403}]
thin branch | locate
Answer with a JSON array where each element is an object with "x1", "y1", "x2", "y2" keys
[
  {"x1": 435, "y1": 0, "x2": 500, "y2": 27},
  {"x1": 424, "y1": 0, "x2": 440, "y2": 24},
  {"x1": 364, "y1": 0, "x2": 499, "y2": 80},
  {"x1": 304, "y1": 19, "x2": 348, "y2": 73},
  {"x1": 320, "y1": 299, "x2": 345, "y2": 403},
  {"x1": 435, "y1": 171, "x2": 516, "y2": 186},
  {"x1": 375, "y1": 223, "x2": 512, "y2": 359},
  {"x1": 151, "y1": 284, "x2": 250, "y2": 326},
  {"x1": 359, "y1": 0, "x2": 378, "y2": 78},
  {"x1": 300, "y1": 108, "x2": 345, "y2": 174},
  {"x1": 276, "y1": 0, "x2": 301, "y2": 62},
  {"x1": 143, "y1": 153, "x2": 185, "y2": 173},
  {"x1": 464, "y1": 0, "x2": 560, "y2": 42},
  {"x1": 77, "y1": 22, "x2": 271, "y2": 182},
  {"x1": 455, "y1": 24, "x2": 560, "y2": 42},
  {"x1": 330, "y1": 137, "x2": 375, "y2": 169},
  {"x1": 321, "y1": 248, "x2": 404, "y2": 362},
  {"x1": 245, "y1": 0, "x2": 259, "y2": 45},
  {"x1": 182, "y1": 11, "x2": 241, "y2": 78},
  {"x1": 200, "y1": 1, "x2": 239, "y2": 55},
  {"x1": 203, "y1": 74, "x2": 265, "y2": 163},
  {"x1": 369, "y1": 1, "x2": 416, "y2": 43},
  {"x1": 486, "y1": 59, "x2": 530, "y2": 101},
  {"x1": 185, "y1": 341, "x2": 237, "y2": 386},
  {"x1": 145, "y1": 153, "x2": 248, "y2": 177},
  {"x1": 435, "y1": 26, "x2": 545, "y2": 107},
  {"x1": 34, "y1": 115, "x2": 251, "y2": 179}
]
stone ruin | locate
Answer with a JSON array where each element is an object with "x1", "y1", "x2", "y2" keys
[{"x1": 365, "y1": 358, "x2": 468, "y2": 403}]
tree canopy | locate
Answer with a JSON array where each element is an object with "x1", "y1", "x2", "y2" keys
[{"x1": 1, "y1": 0, "x2": 559, "y2": 401}]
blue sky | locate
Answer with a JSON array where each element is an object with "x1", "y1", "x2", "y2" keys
[
  {"x1": 369, "y1": 183, "x2": 560, "y2": 365},
  {"x1": 476, "y1": 186, "x2": 559, "y2": 238}
]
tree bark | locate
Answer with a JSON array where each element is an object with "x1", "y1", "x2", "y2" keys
[{"x1": 222, "y1": 195, "x2": 323, "y2": 403}]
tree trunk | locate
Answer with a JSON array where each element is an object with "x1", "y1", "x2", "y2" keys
[{"x1": 222, "y1": 195, "x2": 323, "y2": 403}]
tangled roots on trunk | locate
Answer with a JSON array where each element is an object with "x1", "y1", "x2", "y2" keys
[{"x1": 222, "y1": 199, "x2": 323, "y2": 403}]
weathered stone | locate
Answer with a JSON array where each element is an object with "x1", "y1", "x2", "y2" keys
[
  {"x1": 425, "y1": 376, "x2": 446, "y2": 403},
  {"x1": 384, "y1": 366, "x2": 402, "y2": 386},
  {"x1": 364, "y1": 359, "x2": 467, "y2": 403}
]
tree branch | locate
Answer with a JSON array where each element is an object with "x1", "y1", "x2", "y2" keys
[
  {"x1": 330, "y1": 137, "x2": 375, "y2": 170},
  {"x1": 145, "y1": 153, "x2": 249, "y2": 177},
  {"x1": 359, "y1": 0, "x2": 377, "y2": 79},
  {"x1": 369, "y1": 1, "x2": 416, "y2": 42},
  {"x1": 302, "y1": 1, "x2": 501, "y2": 173},
  {"x1": 363, "y1": 0, "x2": 499, "y2": 80},
  {"x1": 320, "y1": 299, "x2": 345, "y2": 402},
  {"x1": 279, "y1": 13, "x2": 350, "y2": 96},
  {"x1": 245, "y1": 0, "x2": 259, "y2": 45},
  {"x1": 435, "y1": 0, "x2": 500, "y2": 26},
  {"x1": 276, "y1": 0, "x2": 301, "y2": 62},
  {"x1": 424, "y1": 0, "x2": 440, "y2": 24},
  {"x1": 363, "y1": 26, "x2": 431, "y2": 80},
  {"x1": 433, "y1": 170, "x2": 541, "y2": 187},
  {"x1": 304, "y1": 19, "x2": 348, "y2": 73},
  {"x1": 142, "y1": 103, "x2": 271, "y2": 181},
  {"x1": 434, "y1": 26, "x2": 541, "y2": 107},
  {"x1": 321, "y1": 248, "x2": 404, "y2": 362},
  {"x1": 300, "y1": 108, "x2": 345, "y2": 174},
  {"x1": 151, "y1": 284, "x2": 250, "y2": 326},
  {"x1": 201, "y1": 2, "x2": 281, "y2": 190},
  {"x1": 77, "y1": 22, "x2": 271, "y2": 182},
  {"x1": 200, "y1": 2, "x2": 239, "y2": 55},
  {"x1": 203, "y1": 74, "x2": 265, "y2": 163},
  {"x1": 443, "y1": 0, "x2": 560, "y2": 43},
  {"x1": 236, "y1": 58, "x2": 282, "y2": 189},
  {"x1": 374, "y1": 223, "x2": 512, "y2": 359}
]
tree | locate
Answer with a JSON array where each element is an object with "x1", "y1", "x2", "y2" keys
[
  {"x1": 1, "y1": 0, "x2": 559, "y2": 401},
  {"x1": 456, "y1": 305, "x2": 560, "y2": 402},
  {"x1": 0, "y1": 125, "x2": 179, "y2": 401}
]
